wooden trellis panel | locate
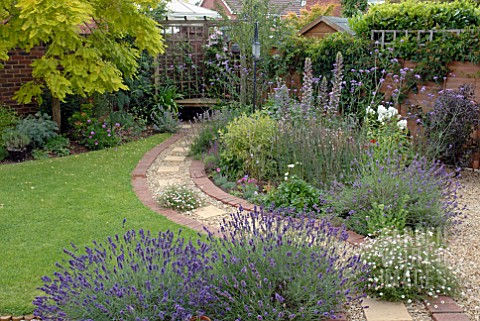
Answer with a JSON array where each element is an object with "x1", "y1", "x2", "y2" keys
[
  {"x1": 371, "y1": 29, "x2": 464, "y2": 48},
  {"x1": 155, "y1": 20, "x2": 218, "y2": 97}
]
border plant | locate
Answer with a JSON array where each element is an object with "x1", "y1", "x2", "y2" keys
[{"x1": 360, "y1": 228, "x2": 458, "y2": 301}]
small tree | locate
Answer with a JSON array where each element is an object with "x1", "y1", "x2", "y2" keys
[
  {"x1": 341, "y1": 0, "x2": 367, "y2": 18},
  {"x1": 284, "y1": 3, "x2": 336, "y2": 30},
  {"x1": 0, "y1": 0, "x2": 165, "y2": 130}
]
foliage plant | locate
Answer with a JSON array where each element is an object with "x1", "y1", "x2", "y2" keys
[
  {"x1": 264, "y1": 175, "x2": 322, "y2": 214},
  {"x1": 44, "y1": 136, "x2": 70, "y2": 157},
  {"x1": 283, "y1": 4, "x2": 336, "y2": 31},
  {"x1": 31, "y1": 148, "x2": 50, "y2": 160},
  {"x1": 151, "y1": 108, "x2": 180, "y2": 134},
  {"x1": 360, "y1": 228, "x2": 458, "y2": 301},
  {"x1": 1, "y1": 0, "x2": 166, "y2": 128},
  {"x1": 157, "y1": 185, "x2": 203, "y2": 212},
  {"x1": 340, "y1": 0, "x2": 367, "y2": 18},
  {"x1": 331, "y1": 155, "x2": 462, "y2": 236},
  {"x1": 421, "y1": 84, "x2": 480, "y2": 167},
  {"x1": 351, "y1": 0, "x2": 480, "y2": 39},
  {"x1": 234, "y1": 175, "x2": 260, "y2": 202},
  {"x1": 83, "y1": 121, "x2": 122, "y2": 150},
  {"x1": 0, "y1": 146, "x2": 8, "y2": 161},
  {"x1": 190, "y1": 106, "x2": 246, "y2": 160},
  {"x1": 219, "y1": 111, "x2": 278, "y2": 181},
  {"x1": 361, "y1": 196, "x2": 409, "y2": 237},
  {"x1": 2, "y1": 129, "x2": 31, "y2": 151},
  {"x1": 16, "y1": 112, "x2": 58, "y2": 149},
  {"x1": 0, "y1": 105, "x2": 19, "y2": 142},
  {"x1": 205, "y1": 209, "x2": 368, "y2": 321}
]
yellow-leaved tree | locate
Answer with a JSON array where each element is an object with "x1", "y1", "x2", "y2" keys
[
  {"x1": 0, "y1": 0, "x2": 165, "y2": 129},
  {"x1": 284, "y1": 3, "x2": 336, "y2": 31}
]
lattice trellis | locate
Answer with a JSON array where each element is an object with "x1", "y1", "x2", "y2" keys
[
  {"x1": 155, "y1": 20, "x2": 218, "y2": 97},
  {"x1": 371, "y1": 29, "x2": 465, "y2": 48}
]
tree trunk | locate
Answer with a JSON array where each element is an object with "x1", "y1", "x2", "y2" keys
[{"x1": 52, "y1": 97, "x2": 61, "y2": 132}]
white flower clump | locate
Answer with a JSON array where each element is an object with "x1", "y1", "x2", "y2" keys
[
  {"x1": 360, "y1": 228, "x2": 457, "y2": 301},
  {"x1": 397, "y1": 119, "x2": 408, "y2": 130},
  {"x1": 367, "y1": 105, "x2": 408, "y2": 130},
  {"x1": 157, "y1": 185, "x2": 202, "y2": 212},
  {"x1": 377, "y1": 105, "x2": 399, "y2": 123}
]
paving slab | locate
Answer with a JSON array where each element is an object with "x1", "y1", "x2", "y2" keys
[
  {"x1": 156, "y1": 179, "x2": 182, "y2": 187},
  {"x1": 195, "y1": 205, "x2": 227, "y2": 219},
  {"x1": 172, "y1": 147, "x2": 189, "y2": 154},
  {"x1": 363, "y1": 298, "x2": 413, "y2": 321},
  {"x1": 164, "y1": 155, "x2": 186, "y2": 162},
  {"x1": 157, "y1": 166, "x2": 180, "y2": 173},
  {"x1": 432, "y1": 313, "x2": 470, "y2": 321}
]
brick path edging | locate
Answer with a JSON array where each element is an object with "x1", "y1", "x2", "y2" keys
[
  {"x1": 189, "y1": 159, "x2": 471, "y2": 321},
  {"x1": 131, "y1": 131, "x2": 215, "y2": 234}
]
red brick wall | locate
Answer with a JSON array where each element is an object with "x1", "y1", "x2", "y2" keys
[
  {"x1": 0, "y1": 46, "x2": 45, "y2": 115},
  {"x1": 200, "y1": 0, "x2": 236, "y2": 19}
]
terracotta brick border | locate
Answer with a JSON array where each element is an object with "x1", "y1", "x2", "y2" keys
[{"x1": 189, "y1": 159, "x2": 471, "y2": 321}]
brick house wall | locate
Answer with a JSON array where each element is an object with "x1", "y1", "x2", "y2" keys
[{"x1": 0, "y1": 46, "x2": 45, "y2": 115}]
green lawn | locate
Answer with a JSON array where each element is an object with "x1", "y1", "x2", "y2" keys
[{"x1": 0, "y1": 134, "x2": 197, "y2": 316}]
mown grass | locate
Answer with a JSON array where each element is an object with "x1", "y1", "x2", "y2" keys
[{"x1": 0, "y1": 134, "x2": 198, "y2": 315}]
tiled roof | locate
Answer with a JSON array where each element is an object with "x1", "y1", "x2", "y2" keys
[{"x1": 299, "y1": 16, "x2": 354, "y2": 35}]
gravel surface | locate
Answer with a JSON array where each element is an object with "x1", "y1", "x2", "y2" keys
[
  {"x1": 145, "y1": 129, "x2": 480, "y2": 321},
  {"x1": 444, "y1": 170, "x2": 480, "y2": 321}
]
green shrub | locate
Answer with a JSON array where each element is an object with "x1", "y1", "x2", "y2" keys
[
  {"x1": 361, "y1": 228, "x2": 457, "y2": 301},
  {"x1": 2, "y1": 129, "x2": 31, "y2": 151},
  {"x1": 16, "y1": 112, "x2": 58, "y2": 149},
  {"x1": 190, "y1": 107, "x2": 244, "y2": 159},
  {"x1": 45, "y1": 136, "x2": 70, "y2": 157},
  {"x1": 32, "y1": 149, "x2": 50, "y2": 160},
  {"x1": 220, "y1": 111, "x2": 277, "y2": 181},
  {"x1": 0, "y1": 146, "x2": 7, "y2": 161},
  {"x1": 157, "y1": 185, "x2": 203, "y2": 212},
  {"x1": 150, "y1": 108, "x2": 180, "y2": 133},
  {"x1": 265, "y1": 176, "x2": 322, "y2": 213},
  {"x1": 331, "y1": 155, "x2": 461, "y2": 235},
  {"x1": 351, "y1": 0, "x2": 480, "y2": 39},
  {"x1": 0, "y1": 105, "x2": 19, "y2": 142}
]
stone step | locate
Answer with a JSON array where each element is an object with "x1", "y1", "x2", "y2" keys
[
  {"x1": 363, "y1": 298, "x2": 413, "y2": 321},
  {"x1": 194, "y1": 205, "x2": 227, "y2": 219},
  {"x1": 157, "y1": 166, "x2": 180, "y2": 174},
  {"x1": 156, "y1": 179, "x2": 182, "y2": 187},
  {"x1": 164, "y1": 155, "x2": 186, "y2": 162},
  {"x1": 171, "y1": 147, "x2": 190, "y2": 156}
]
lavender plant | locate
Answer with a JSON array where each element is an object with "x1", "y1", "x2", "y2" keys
[
  {"x1": 330, "y1": 154, "x2": 462, "y2": 236},
  {"x1": 34, "y1": 229, "x2": 219, "y2": 321},
  {"x1": 35, "y1": 211, "x2": 369, "y2": 321},
  {"x1": 205, "y1": 208, "x2": 369, "y2": 321}
]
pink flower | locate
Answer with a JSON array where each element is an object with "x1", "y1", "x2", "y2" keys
[{"x1": 216, "y1": 167, "x2": 221, "y2": 173}]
